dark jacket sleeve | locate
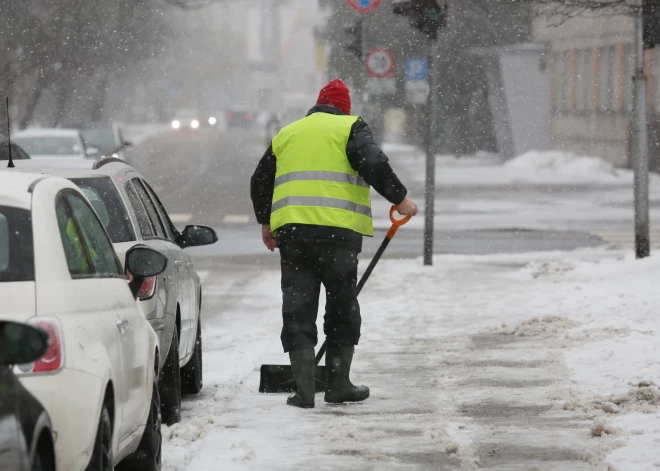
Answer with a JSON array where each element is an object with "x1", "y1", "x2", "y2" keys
[
  {"x1": 250, "y1": 145, "x2": 276, "y2": 225},
  {"x1": 346, "y1": 119, "x2": 408, "y2": 205}
]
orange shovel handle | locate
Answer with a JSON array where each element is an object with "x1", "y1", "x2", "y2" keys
[{"x1": 387, "y1": 205, "x2": 412, "y2": 238}]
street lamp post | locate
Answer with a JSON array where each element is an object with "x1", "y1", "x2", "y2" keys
[{"x1": 633, "y1": 1, "x2": 651, "y2": 258}]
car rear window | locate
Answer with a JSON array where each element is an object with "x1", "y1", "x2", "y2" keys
[
  {"x1": 70, "y1": 177, "x2": 136, "y2": 243},
  {"x1": 0, "y1": 206, "x2": 34, "y2": 282}
]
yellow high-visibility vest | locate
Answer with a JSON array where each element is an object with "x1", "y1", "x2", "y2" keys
[{"x1": 271, "y1": 112, "x2": 373, "y2": 236}]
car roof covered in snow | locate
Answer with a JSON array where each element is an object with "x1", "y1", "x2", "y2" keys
[
  {"x1": 0, "y1": 170, "x2": 72, "y2": 208},
  {"x1": 14, "y1": 128, "x2": 83, "y2": 138},
  {"x1": 9, "y1": 156, "x2": 138, "y2": 180}
]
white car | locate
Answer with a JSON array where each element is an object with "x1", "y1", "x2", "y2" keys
[
  {"x1": 171, "y1": 109, "x2": 200, "y2": 131},
  {"x1": 14, "y1": 158, "x2": 217, "y2": 426},
  {"x1": 13, "y1": 129, "x2": 98, "y2": 161},
  {"x1": 0, "y1": 170, "x2": 165, "y2": 471}
]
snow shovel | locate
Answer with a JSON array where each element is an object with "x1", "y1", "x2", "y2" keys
[{"x1": 259, "y1": 205, "x2": 412, "y2": 393}]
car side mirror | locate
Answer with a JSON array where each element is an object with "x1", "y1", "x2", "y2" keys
[
  {"x1": 122, "y1": 141, "x2": 133, "y2": 148},
  {"x1": 0, "y1": 321, "x2": 49, "y2": 366},
  {"x1": 180, "y1": 225, "x2": 218, "y2": 248},
  {"x1": 125, "y1": 246, "x2": 168, "y2": 299},
  {"x1": 86, "y1": 147, "x2": 99, "y2": 157}
]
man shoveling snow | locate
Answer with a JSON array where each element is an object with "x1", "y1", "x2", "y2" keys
[{"x1": 250, "y1": 79, "x2": 418, "y2": 408}]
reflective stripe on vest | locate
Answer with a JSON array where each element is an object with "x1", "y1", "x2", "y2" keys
[
  {"x1": 271, "y1": 196, "x2": 372, "y2": 217},
  {"x1": 274, "y1": 171, "x2": 369, "y2": 189},
  {"x1": 270, "y1": 113, "x2": 374, "y2": 236}
]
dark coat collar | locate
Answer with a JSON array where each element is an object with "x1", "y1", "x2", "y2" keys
[{"x1": 306, "y1": 104, "x2": 346, "y2": 116}]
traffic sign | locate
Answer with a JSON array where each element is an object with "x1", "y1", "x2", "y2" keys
[
  {"x1": 406, "y1": 58, "x2": 428, "y2": 81},
  {"x1": 405, "y1": 81, "x2": 430, "y2": 104},
  {"x1": 366, "y1": 48, "x2": 395, "y2": 78},
  {"x1": 346, "y1": 0, "x2": 381, "y2": 14},
  {"x1": 367, "y1": 77, "x2": 396, "y2": 96}
]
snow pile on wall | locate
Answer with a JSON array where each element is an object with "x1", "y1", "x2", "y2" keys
[{"x1": 505, "y1": 150, "x2": 618, "y2": 178}]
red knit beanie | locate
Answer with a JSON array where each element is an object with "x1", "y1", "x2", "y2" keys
[{"x1": 316, "y1": 79, "x2": 351, "y2": 115}]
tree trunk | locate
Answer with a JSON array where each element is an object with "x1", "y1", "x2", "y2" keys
[
  {"x1": 89, "y1": 74, "x2": 109, "y2": 123},
  {"x1": 52, "y1": 80, "x2": 73, "y2": 127},
  {"x1": 19, "y1": 74, "x2": 47, "y2": 129}
]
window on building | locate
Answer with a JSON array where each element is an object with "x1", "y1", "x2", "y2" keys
[
  {"x1": 575, "y1": 49, "x2": 592, "y2": 111},
  {"x1": 552, "y1": 52, "x2": 565, "y2": 113},
  {"x1": 654, "y1": 47, "x2": 660, "y2": 113},
  {"x1": 598, "y1": 46, "x2": 614, "y2": 112},
  {"x1": 623, "y1": 44, "x2": 634, "y2": 112}
]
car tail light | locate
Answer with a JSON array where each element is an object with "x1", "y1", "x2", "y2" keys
[
  {"x1": 127, "y1": 271, "x2": 158, "y2": 300},
  {"x1": 226, "y1": 112, "x2": 234, "y2": 120},
  {"x1": 244, "y1": 113, "x2": 251, "y2": 121},
  {"x1": 17, "y1": 318, "x2": 64, "y2": 374}
]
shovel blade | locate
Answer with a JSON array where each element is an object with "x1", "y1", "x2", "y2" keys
[{"x1": 259, "y1": 364, "x2": 327, "y2": 393}]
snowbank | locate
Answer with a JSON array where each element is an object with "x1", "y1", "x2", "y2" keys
[
  {"x1": 166, "y1": 248, "x2": 660, "y2": 470},
  {"x1": 504, "y1": 150, "x2": 618, "y2": 177},
  {"x1": 389, "y1": 147, "x2": 654, "y2": 187}
]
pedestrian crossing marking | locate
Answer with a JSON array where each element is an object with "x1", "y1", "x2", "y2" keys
[
  {"x1": 594, "y1": 232, "x2": 660, "y2": 244},
  {"x1": 223, "y1": 214, "x2": 250, "y2": 224},
  {"x1": 169, "y1": 213, "x2": 192, "y2": 224},
  {"x1": 197, "y1": 270, "x2": 211, "y2": 285}
]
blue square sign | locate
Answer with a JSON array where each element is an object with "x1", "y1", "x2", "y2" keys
[{"x1": 406, "y1": 58, "x2": 428, "y2": 81}]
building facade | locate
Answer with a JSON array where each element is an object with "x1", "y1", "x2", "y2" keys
[{"x1": 534, "y1": 11, "x2": 660, "y2": 169}]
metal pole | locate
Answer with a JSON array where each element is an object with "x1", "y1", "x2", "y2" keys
[
  {"x1": 633, "y1": 1, "x2": 650, "y2": 258},
  {"x1": 423, "y1": 38, "x2": 436, "y2": 266}
]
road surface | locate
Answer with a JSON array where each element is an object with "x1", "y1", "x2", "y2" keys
[{"x1": 125, "y1": 127, "x2": 659, "y2": 470}]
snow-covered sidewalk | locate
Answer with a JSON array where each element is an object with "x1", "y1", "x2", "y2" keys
[
  {"x1": 373, "y1": 146, "x2": 660, "y2": 236},
  {"x1": 163, "y1": 248, "x2": 660, "y2": 470}
]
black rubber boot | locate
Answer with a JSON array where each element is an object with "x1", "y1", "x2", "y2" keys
[
  {"x1": 325, "y1": 347, "x2": 370, "y2": 404},
  {"x1": 287, "y1": 349, "x2": 316, "y2": 408}
]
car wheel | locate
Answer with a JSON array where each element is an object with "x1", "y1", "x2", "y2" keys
[
  {"x1": 85, "y1": 405, "x2": 113, "y2": 471},
  {"x1": 31, "y1": 434, "x2": 55, "y2": 471},
  {"x1": 181, "y1": 318, "x2": 203, "y2": 394},
  {"x1": 116, "y1": 377, "x2": 162, "y2": 471},
  {"x1": 32, "y1": 453, "x2": 44, "y2": 471},
  {"x1": 159, "y1": 328, "x2": 181, "y2": 425}
]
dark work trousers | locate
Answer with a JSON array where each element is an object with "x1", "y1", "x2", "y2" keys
[{"x1": 279, "y1": 241, "x2": 361, "y2": 353}]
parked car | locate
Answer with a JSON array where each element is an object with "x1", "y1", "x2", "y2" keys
[
  {"x1": 13, "y1": 129, "x2": 98, "y2": 161},
  {"x1": 64, "y1": 123, "x2": 132, "y2": 160},
  {"x1": 0, "y1": 170, "x2": 166, "y2": 471},
  {"x1": 0, "y1": 320, "x2": 55, "y2": 471},
  {"x1": 171, "y1": 109, "x2": 201, "y2": 131},
  {"x1": 225, "y1": 108, "x2": 253, "y2": 128},
  {"x1": 14, "y1": 158, "x2": 217, "y2": 425},
  {"x1": 0, "y1": 139, "x2": 31, "y2": 161}
]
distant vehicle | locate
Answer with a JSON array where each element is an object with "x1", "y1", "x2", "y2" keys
[
  {"x1": 226, "y1": 109, "x2": 253, "y2": 128},
  {"x1": 203, "y1": 110, "x2": 225, "y2": 128},
  {"x1": 13, "y1": 129, "x2": 98, "y2": 160},
  {"x1": 16, "y1": 158, "x2": 218, "y2": 425},
  {"x1": 0, "y1": 139, "x2": 31, "y2": 161},
  {"x1": 64, "y1": 123, "x2": 132, "y2": 160},
  {"x1": 0, "y1": 170, "x2": 165, "y2": 471},
  {"x1": 171, "y1": 109, "x2": 201, "y2": 131},
  {"x1": 0, "y1": 320, "x2": 55, "y2": 471}
]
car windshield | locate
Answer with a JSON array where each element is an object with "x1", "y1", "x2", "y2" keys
[
  {"x1": 69, "y1": 177, "x2": 135, "y2": 243},
  {"x1": 0, "y1": 206, "x2": 34, "y2": 282},
  {"x1": 0, "y1": 142, "x2": 26, "y2": 160},
  {"x1": 80, "y1": 129, "x2": 117, "y2": 154},
  {"x1": 175, "y1": 109, "x2": 198, "y2": 118},
  {"x1": 13, "y1": 136, "x2": 81, "y2": 157}
]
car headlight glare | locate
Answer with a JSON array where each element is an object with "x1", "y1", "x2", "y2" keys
[
  {"x1": 172, "y1": 120, "x2": 181, "y2": 129},
  {"x1": 191, "y1": 120, "x2": 200, "y2": 129},
  {"x1": 208, "y1": 116, "x2": 217, "y2": 125}
]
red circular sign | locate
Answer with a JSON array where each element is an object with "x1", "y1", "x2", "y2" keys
[
  {"x1": 366, "y1": 48, "x2": 395, "y2": 78},
  {"x1": 346, "y1": 0, "x2": 381, "y2": 14}
]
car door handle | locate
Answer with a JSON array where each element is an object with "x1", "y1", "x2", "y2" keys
[
  {"x1": 116, "y1": 319, "x2": 129, "y2": 330},
  {"x1": 186, "y1": 262, "x2": 193, "y2": 268},
  {"x1": 174, "y1": 260, "x2": 184, "y2": 268}
]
